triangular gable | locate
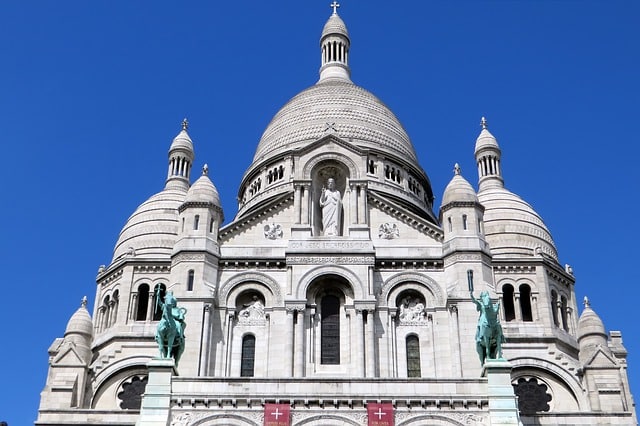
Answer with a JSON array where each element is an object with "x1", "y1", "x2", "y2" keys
[
  {"x1": 584, "y1": 345, "x2": 618, "y2": 368},
  {"x1": 52, "y1": 344, "x2": 85, "y2": 366},
  {"x1": 294, "y1": 134, "x2": 366, "y2": 158},
  {"x1": 369, "y1": 191, "x2": 443, "y2": 243},
  {"x1": 220, "y1": 192, "x2": 293, "y2": 243}
]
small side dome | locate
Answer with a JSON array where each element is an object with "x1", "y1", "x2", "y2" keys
[
  {"x1": 112, "y1": 188, "x2": 186, "y2": 262},
  {"x1": 475, "y1": 125, "x2": 499, "y2": 153},
  {"x1": 184, "y1": 164, "x2": 221, "y2": 207},
  {"x1": 478, "y1": 187, "x2": 558, "y2": 260},
  {"x1": 441, "y1": 164, "x2": 478, "y2": 206},
  {"x1": 169, "y1": 121, "x2": 194, "y2": 152},
  {"x1": 64, "y1": 297, "x2": 93, "y2": 343},
  {"x1": 577, "y1": 296, "x2": 607, "y2": 345},
  {"x1": 321, "y1": 10, "x2": 349, "y2": 40}
]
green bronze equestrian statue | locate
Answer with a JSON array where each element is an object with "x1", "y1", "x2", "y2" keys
[{"x1": 154, "y1": 289, "x2": 187, "y2": 366}]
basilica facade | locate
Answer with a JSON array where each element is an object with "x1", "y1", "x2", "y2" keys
[{"x1": 37, "y1": 7, "x2": 636, "y2": 426}]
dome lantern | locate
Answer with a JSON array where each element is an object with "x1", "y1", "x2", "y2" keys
[
  {"x1": 319, "y1": 2, "x2": 351, "y2": 82},
  {"x1": 165, "y1": 118, "x2": 195, "y2": 192}
]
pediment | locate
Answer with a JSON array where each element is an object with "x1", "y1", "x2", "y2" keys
[
  {"x1": 220, "y1": 192, "x2": 294, "y2": 245},
  {"x1": 369, "y1": 191, "x2": 443, "y2": 243},
  {"x1": 584, "y1": 345, "x2": 618, "y2": 368},
  {"x1": 52, "y1": 344, "x2": 85, "y2": 366},
  {"x1": 294, "y1": 134, "x2": 366, "y2": 158}
]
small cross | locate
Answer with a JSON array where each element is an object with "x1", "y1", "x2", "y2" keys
[
  {"x1": 182, "y1": 118, "x2": 189, "y2": 130},
  {"x1": 203, "y1": 164, "x2": 209, "y2": 175},
  {"x1": 271, "y1": 408, "x2": 283, "y2": 419},
  {"x1": 324, "y1": 122, "x2": 337, "y2": 132},
  {"x1": 330, "y1": 1, "x2": 340, "y2": 14},
  {"x1": 480, "y1": 116, "x2": 487, "y2": 129},
  {"x1": 454, "y1": 163, "x2": 461, "y2": 175},
  {"x1": 374, "y1": 408, "x2": 387, "y2": 420}
]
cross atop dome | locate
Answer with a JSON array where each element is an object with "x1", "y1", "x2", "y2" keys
[
  {"x1": 454, "y1": 163, "x2": 461, "y2": 175},
  {"x1": 182, "y1": 118, "x2": 189, "y2": 131},
  {"x1": 480, "y1": 116, "x2": 488, "y2": 130},
  {"x1": 330, "y1": 1, "x2": 340, "y2": 14}
]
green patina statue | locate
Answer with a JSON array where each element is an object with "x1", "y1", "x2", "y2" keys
[
  {"x1": 155, "y1": 289, "x2": 187, "y2": 366},
  {"x1": 470, "y1": 290, "x2": 505, "y2": 365}
]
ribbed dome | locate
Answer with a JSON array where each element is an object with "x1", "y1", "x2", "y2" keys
[
  {"x1": 475, "y1": 128, "x2": 499, "y2": 153},
  {"x1": 322, "y1": 12, "x2": 349, "y2": 39},
  {"x1": 170, "y1": 129, "x2": 194, "y2": 152},
  {"x1": 253, "y1": 79, "x2": 417, "y2": 164},
  {"x1": 441, "y1": 165, "x2": 478, "y2": 206},
  {"x1": 64, "y1": 298, "x2": 93, "y2": 341},
  {"x1": 112, "y1": 188, "x2": 186, "y2": 262},
  {"x1": 478, "y1": 187, "x2": 558, "y2": 260},
  {"x1": 185, "y1": 167, "x2": 221, "y2": 207},
  {"x1": 577, "y1": 301, "x2": 607, "y2": 343}
]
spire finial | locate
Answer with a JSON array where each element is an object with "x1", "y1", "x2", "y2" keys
[
  {"x1": 583, "y1": 296, "x2": 590, "y2": 308},
  {"x1": 81, "y1": 296, "x2": 87, "y2": 308},
  {"x1": 181, "y1": 118, "x2": 189, "y2": 131},
  {"x1": 480, "y1": 116, "x2": 488, "y2": 130},
  {"x1": 454, "y1": 163, "x2": 461, "y2": 175},
  {"x1": 330, "y1": 1, "x2": 340, "y2": 14},
  {"x1": 202, "y1": 164, "x2": 209, "y2": 175}
]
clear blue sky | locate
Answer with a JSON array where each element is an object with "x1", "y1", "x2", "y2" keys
[{"x1": 1, "y1": 1, "x2": 638, "y2": 424}]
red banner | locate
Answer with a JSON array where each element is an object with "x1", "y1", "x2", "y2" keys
[
  {"x1": 264, "y1": 403, "x2": 290, "y2": 426},
  {"x1": 367, "y1": 402, "x2": 394, "y2": 426}
]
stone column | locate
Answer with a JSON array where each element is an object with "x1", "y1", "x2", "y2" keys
[
  {"x1": 284, "y1": 309, "x2": 295, "y2": 376},
  {"x1": 199, "y1": 304, "x2": 212, "y2": 376},
  {"x1": 294, "y1": 308, "x2": 306, "y2": 377},
  {"x1": 301, "y1": 184, "x2": 309, "y2": 225},
  {"x1": 355, "y1": 309, "x2": 365, "y2": 377},
  {"x1": 146, "y1": 292, "x2": 155, "y2": 322},
  {"x1": 136, "y1": 358, "x2": 177, "y2": 426},
  {"x1": 365, "y1": 309, "x2": 376, "y2": 377},
  {"x1": 449, "y1": 305, "x2": 462, "y2": 377},
  {"x1": 358, "y1": 183, "x2": 367, "y2": 225},
  {"x1": 349, "y1": 182, "x2": 357, "y2": 225},
  {"x1": 514, "y1": 292, "x2": 522, "y2": 321},
  {"x1": 294, "y1": 184, "x2": 301, "y2": 224}
]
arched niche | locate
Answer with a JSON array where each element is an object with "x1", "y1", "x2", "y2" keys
[{"x1": 310, "y1": 159, "x2": 350, "y2": 237}]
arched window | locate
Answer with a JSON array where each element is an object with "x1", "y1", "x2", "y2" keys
[
  {"x1": 519, "y1": 284, "x2": 533, "y2": 322},
  {"x1": 551, "y1": 290, "x2": 559, "y2": 326},
  {"x1": 502, "y1": 284, "x2": 516, "y2": 322},
  {"x1": 406, "y1": 335, "x2": 421, "y2": 377},
  {"x1": 241, "y1": 334, "x2": 256, "y2": 377},
  {"x1": 111, "y1": 290, "x2": 119, "y2": 325},
  {"x1": 560, "y1": 296, "x2": 569, "y2": 331},
  {"x1": 187, "y1": 270, "x2": 195, "y2": 291},
  {"x1": 321, "y1": 295, "x2": 340, "y2": 365},
  {"x1": 209, "y1": 218, "x2": 215, "y2": 233},
  {"x1": 194, "y1": 215, "x2": 200, "y2": 230},
  {"x1": 136, "y1": 284, "x2": 150, "y2": 321},
  {"x1": 447, "y1": 217, "x2": 452, "y2": 232},
  {"x1": 462, "y1": 214, "x2": 468, "y2": 230},
  {"x1": 102, "y1": 295, "x2": 110, "y2": 331},
  {"x1": 152, "y1": 284, "x2": 166, "y2": 321}
]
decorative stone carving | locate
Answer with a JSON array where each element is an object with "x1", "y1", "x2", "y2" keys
[
  {"x1": 398, "y1": 296, "x2": 427, "y2": 323},
  {"x1": 378, "y1": 222, "x2": 399, "y2": 239},
  {"x1": 513, "y1": 377, "x2": 552, "y2": 415},
  {"x1": 238, "y1": 296, "x2": 266, "y2": 325},
  {"x1": 263, "y1": 223, "x2": 283, "y2": 240}
]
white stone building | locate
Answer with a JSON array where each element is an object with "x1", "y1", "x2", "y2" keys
[{"x1": 37, "y1": 7, "x2": 636, "y2": 426}]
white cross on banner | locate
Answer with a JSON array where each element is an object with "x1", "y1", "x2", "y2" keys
[
  {"x1": 367, "y1": 402, "x2": 394, "y2": 426},
  {"x1": 264, "y1": 403, "x2": 290, "y2": 426}
]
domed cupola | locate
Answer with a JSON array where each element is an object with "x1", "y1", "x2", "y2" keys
[
  {"x1": 475, "y1": 118, "x2": 559, "y2": 261},
  {"x1": 112, "y1": 121, "x2": 194, "y2": 263},
  {"x1": 63, "y1": 296, "x2": 93, "y2": 364},
  {"x1": 577, "y1": 296, "x2": 610, "y2": 363},
  {"x1": 440, "y1": 164, "x2": 487, "y2": 254},
  {"x1": 319, "y1": 2, "x2": 351, "y2": 82},
  {"x1": 175, "y1": 164, "x2": 224, "y2": 251}
]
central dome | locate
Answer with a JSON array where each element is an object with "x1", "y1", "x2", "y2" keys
[{"x1": 253, "y1": 79, "x2": 417, "y2": 164}]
